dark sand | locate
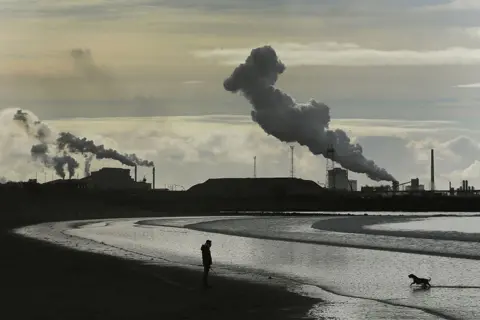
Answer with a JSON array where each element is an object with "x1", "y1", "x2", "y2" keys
[
  {"x1": 312, "y1": 216, "x2": 480, "y2": 242},
  {"x1": 2, "y1": 219, "x2": 317, "y2": 320}
]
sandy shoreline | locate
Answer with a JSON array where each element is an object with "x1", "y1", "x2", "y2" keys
[
  {"x1": 83, "y1": 216, "x2": 476, "y2": 320},
  {"x1": 311, "y1": 215, "x2": 480, "y2": 242},
  {"x1": 5, "y1": 218, "x2": 319, "y2": 320},
  {"x1": 8, "y1": 212, "x2": 478, "y2": 319},
  {"x1": 180, "y1": 215, "x2": 480, "y2": 261}
]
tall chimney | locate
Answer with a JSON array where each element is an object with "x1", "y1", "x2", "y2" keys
[
  {"x1": 134, "y1": 165, "x2": 138, "y2": 182},
  {"x1": 430, "y1": 149, "x2": 435, "y2": 191},
  {"x1": 152, "y1": 167, "x2": 155, "y2": 189}
]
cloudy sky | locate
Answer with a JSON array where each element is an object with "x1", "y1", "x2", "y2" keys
[{"x1": 2, "y1": 0, "x2": 480, "y2": 190}]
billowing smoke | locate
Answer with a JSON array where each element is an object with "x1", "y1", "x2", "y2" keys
[
  {"x1": 13, "y1": 109, "x2": 153, "y2": 180},
  {"x1": 223, "y1": 45, "x2": 396, "y2": 182},
  {"x1": 30, "y1": 143, "x2": 79, "y2": 179},
  {"x1": 14, "y1": 110, "x2": 77, "y2": 179},
  {"x1": 13, "y1": 109, "x2": 53, "y2": 144},
  {"x1": 57, "y1": 132, "x2": 154, "y2": 167}
]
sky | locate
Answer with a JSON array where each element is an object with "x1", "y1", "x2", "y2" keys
[{"x1": 2, "y1": 0, "x2": 480, "y2": 190}]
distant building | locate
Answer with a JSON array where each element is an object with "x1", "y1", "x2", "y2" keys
[
  {"x1": 327, "y1": 168, "x2": 349, "y2": 190},
  {"x1": 81, "y1": 168, "x2": 151, "y2": 190},
  {"x1": 405, "y1": 178, "x2": 424, "y2": 192},
  {"x1": 392, "y1": 181, "x2": 399, "y2": 192},
  {"x1": 44, "y1": 168, "x2": 151, "y2": 190},
  {"x1": 348, "y1": 180, "x2": 358, "y2": 192},
  {"x1": 361, "y1": 185, "x2": 392, "y2": 193}
]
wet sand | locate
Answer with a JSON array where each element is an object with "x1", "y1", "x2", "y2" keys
[
  {"x1": 311, "y1": 215, "x2": 480, "y2": 242},
  {"x1": 2, "y1": 219, "x2": 317, "y2": 320},
  {"x1": 51, "y1": 216, "x2": 480, "y2": 320}
]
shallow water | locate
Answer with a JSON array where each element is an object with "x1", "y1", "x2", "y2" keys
[
  {"x1": 62, "y1": 215, "x2": 480, "y2": 320},
  {"x1": 366, "y1": 216, "x2": 480, "y2": 234}
]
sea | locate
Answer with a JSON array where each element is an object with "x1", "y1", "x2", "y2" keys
[{"x1": 17, "y1": 212, "x2": 480, "y2": 320}]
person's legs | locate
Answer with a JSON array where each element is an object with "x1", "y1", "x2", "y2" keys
[{"x1": 203, "y1": 265, "x2": 210, "y2": 287}]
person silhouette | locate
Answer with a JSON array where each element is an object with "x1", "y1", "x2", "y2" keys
[{"x1": 201, "y1": 240, "x2": 212, "y2": 288}]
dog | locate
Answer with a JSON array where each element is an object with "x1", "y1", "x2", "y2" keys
[{"x1": 408, "y1": 274, "x2": 431, "y2": 288}]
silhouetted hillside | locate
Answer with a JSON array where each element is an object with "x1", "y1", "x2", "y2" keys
[{"x1": 187, "y1": 178, "x2": 325, "y2": 198}]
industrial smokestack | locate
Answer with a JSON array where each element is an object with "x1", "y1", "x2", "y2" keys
[
  {"x1": 430, "y1": 149, "x2": 435, "y2": 191},
  {"x1": 152, "y1": 167, "x2": 155, "y2": 189},
  {"x1": 134, "y1": 165, "x2": 138, "y2": 182}
]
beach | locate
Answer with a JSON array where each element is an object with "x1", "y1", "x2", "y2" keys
[
  {"x1": 8, "y1": 212, "x2": 480, "y2": 319},
  {"x1": 30, "y1": 214, "x2": 478, "y2": 320},
  {"x1": 2, "y1": 218, "x2": 316, "y2": 320}
]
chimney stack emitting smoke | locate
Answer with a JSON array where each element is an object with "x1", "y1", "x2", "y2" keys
[
  {"x1": 223, "y1": 46, "x2": 395, "y2": 182},
  {"x1": 134, "y1": 165, "x2": 138, "y2": 182},
  {"x1": 12, "y1": 108, "x2": 154, "y2": 179}
]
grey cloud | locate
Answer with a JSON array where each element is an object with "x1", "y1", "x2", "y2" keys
[{"x1": 0, "y1": 0, "x2": 463, "y2": 24}]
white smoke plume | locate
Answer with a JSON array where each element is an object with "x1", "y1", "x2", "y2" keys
[
  {"x1": 223, "y1": 45, "x2": 396, "y2": 182},
  {"x1": 12, "y1": 109, "x2": 154, "y2": 179},
  {"x1": 14, "y1": 109, "x2": 79, "y2": 179},
  {"x1": 13, "y1": 109, "x2": 53, "y2": 144}
]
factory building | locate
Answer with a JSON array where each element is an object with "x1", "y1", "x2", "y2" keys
[
  {"x1": 327, "y1": 168, "x2": 352, "y2": 190},
  {"x1": 81, "y1": 167, "x2": 151, "y2": 190},
  {"x1": 349, "y1": 180, "x2": 358, "y2": 192},
  {"x1": 405, "y1": 178, "x2": 424, "y2": 192},
  {"x1": 361, "y1": 185, "x2": 392, "y2": 193},
  {"x1": 43, "y1": 167, "x2": 152, "y2": 190}
]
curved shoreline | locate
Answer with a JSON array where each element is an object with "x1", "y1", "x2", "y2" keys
[
  {"x1": 176, "y1": 216, "x2": 480, "y2": 261},
  {"x1": 11, "y1": 218, "x2": 319, "y2": 320},
  {"x1": 73, "y1": 218, "x2": 456, "y2": 320},
  {"x1": 311, "y1": 216, "x2": 480, "y2": 243},
  {"x1": 136, "y1": 217, "x2": 459, "y2": 320}
]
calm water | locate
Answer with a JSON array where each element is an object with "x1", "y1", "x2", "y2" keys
[{"x1": 57, "y1": 214, "x2": 480, "y2": 320}]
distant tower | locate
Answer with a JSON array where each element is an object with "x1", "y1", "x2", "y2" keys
[
  {"x1": 430, "y1": 149, "x2": 435, "y2": 192},
  {"x1": 290, "y1": 145, "x2": 295, "y2": 178},
  {"x1": 326, "y1": 145, "x2": 335, "y2": 188},
  {"x1": 253, "y1": 156, "x2": 257, "y2": 178},
  {"x1": 152, "y1": 167, "x2": 156, "y2": 190}
]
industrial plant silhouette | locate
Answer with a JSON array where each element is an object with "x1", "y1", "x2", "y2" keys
[{"x1": 2, "y1": 146, "x2": 480, "y2": 220}]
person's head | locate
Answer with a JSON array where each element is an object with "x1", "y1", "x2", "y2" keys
[{"x1": 206, "y1": 240, "x2": 212, "y2": 248}]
